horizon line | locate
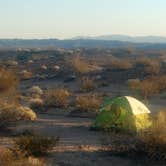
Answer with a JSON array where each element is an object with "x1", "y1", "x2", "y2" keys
[{"x1": 1, "y1": 34, "x2": 166, "y2": 40}]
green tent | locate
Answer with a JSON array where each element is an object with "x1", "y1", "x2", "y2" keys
[{"x1": 92, "y1": 96, "x2": 152, "y2": 132}]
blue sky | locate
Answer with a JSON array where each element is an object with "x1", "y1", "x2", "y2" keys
[{"x1": 0, "y1": 0, "x2": 166, "y2": 39}]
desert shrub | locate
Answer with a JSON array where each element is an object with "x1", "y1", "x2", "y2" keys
[
  {"x1": 80, "y1": 77, "x2": 96, "y2": 92},
  {"x1": 0, "y1": 146, "x2": 46, "y2": 166},
  {"x1": 110, "y1": 58, "x2": 133, "y2": 70},
  {"x1": 0, "y1": 68, "x2": 37, "y2": 127},
  {"x1": 14, "y1": 135, "x2": 59, "y2": 156},
  {"x1": 29, "y1": 98, "x2": 44, "y2": 109},
  {"x1": 135, "y1": 58, "x2": 161, "y2": 75},
  {"x1": 16, "y1": 106, "x2": 37, "y2": 121},
  {"x1": 136, "y1": 79, "x2": 159, "y2": 100},
  {"x1": 127, "y1": 78, "x2": 140, "y2": 90},
  {"x1": 136, "y1": 111, "x2": 166, "y2": 160},
  {"x1": 44, "y1": 87, "x2": 70, "y2": 107},
  {"x1": 0, "y1": 146, "x2": 14, "y2": 165},
  {"x1": 128, "y1": 75, "x2": 166, "y2": 100},
  {"x1": 40, "y1": 65, "x2": 47, "y2": 70},
  {"x1": 29, "y1": 86, "x2": 43, "y2": 96},
  {"x1": 75, "y1": 94, "x2": 101, "y2": 112},
  {"x1": 0, "y1": 68, "x2": 18, "y2": 93},
  {"x1": 145, "y1": 61, "x2": 161, "y2": 75},
  {"x1": 19, "y1": 70, "x2": 33, "y2": 80},
  {"x1": 5, "y1": 60, "x2": 18, "y2": 66},
  {"x1": 69, "y1": 56, "x2": 94, "y2": 75},
  {"x1": 0, "y1": 104, "x2": 37, "y2": 125}
]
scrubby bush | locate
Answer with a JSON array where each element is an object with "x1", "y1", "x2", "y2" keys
[
  {"x1": 16, "y1": 106, "x2": 37, "y2": 121},
  {"x1": 19, "y1": 70, "x2": 33, "y2": 80},
  {"x1": 44, "y1": 87, "x2": 70, "y2": 107},
  {"x1": 135, "y1": 58, "x2": 161, "y2": 75},
  {"x1": 29, "y1": 98, "x2": 44, "y2": 109},
  {"x1": 0, "y1": 68, "x2": 18, "y2": 92},
  {"x1": 0, "y1": 104, "x2": 37, "y2": 125},
  {"x1": 0, "y1": 68, "x2": 37, "y2": 126},
  {"x1": 80, "y1": 77, "x2": 96, "y2": 92},
  {"x1": 136, "y1": 111, "x2": 166, "y2": 161},
  {"x1": 110, "y1": 58, "x2": 133, "y2": 70},
  {"x1": 75, "y1": 94, "x2": 101, "y2": 112},
  {"x1": 69, "y1": 56, "x2": 94, "y2": 75},
  {"x1": 128, "y1": 75, "x2": 166, "y2": 100},
  {"x1": 127, "y1": 78, "x2": 140, "y2": 90},
  {"x1": 29, "y1": 86, "x2": 43, "y2": 96},
  {"x1": 14, "y1": 135, "x2": 59, "y2": 156},
  {"x1": 0, "y1": 146, "x2": 46, "y2": 166}
]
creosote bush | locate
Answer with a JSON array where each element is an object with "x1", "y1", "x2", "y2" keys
[
  {"x1": 44, "y1": 87, "x2": 70, "y2": 107},
  {"x1": 135, "y1": 58, "x2": 161, "y2": 75},
  {"x1": 0, "y1": 68, "x2": 37, "y2": 127},
  {"x1": 80, "y1": 77, "x2": 96, "y2": 92},
  {"x1": 0, "y1": 146, "x2": 46, "y2": 166},
  {"x1": 0, "y1": 68, "x2": 18, "y2": 92},
  {"x1": 128, "y1": 75, "x2": 166, "y2": 100},
  {"x1": 0, "y1": 104, "x2": 37, "y2": 126},
  {"x1": 136, "y1": 111, "x2": 166, "y2": 161},
  {"x1": 69, "y1": 56, "x2": 95, "y2": 75},
  {"x1": 14, "y1": 135, "x2": 59, "y2": 156},
  {"x1": 110, "y1": 58, "x2": 133, "y2": 70},
  {"x1": 75, "y1": 93, "x2": 101, "y2": 112}
]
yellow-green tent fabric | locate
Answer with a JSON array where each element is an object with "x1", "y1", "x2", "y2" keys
[{"x1": 92, "y1": 96, "x2": 152, "y2": 132}]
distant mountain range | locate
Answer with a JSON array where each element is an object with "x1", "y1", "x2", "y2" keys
[
  {"x1": 73, "y1": 35, "x2": 166, "y2": 43},
  {"x1": 1, "y1": 35, "x2": 166, "y2": 50}
]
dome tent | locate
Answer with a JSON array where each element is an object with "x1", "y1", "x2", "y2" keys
[{"x1": 92, "y1": 96, "x2": 152, "y2": 132}]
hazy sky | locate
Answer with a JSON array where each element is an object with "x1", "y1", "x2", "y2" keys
[{"x1": 0, "y1": 0, "x2": 166, "y2": 39}]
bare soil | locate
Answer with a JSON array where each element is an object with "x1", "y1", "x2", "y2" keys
[{"x1": 0, "y1": 108, "x2": 163, "y2": 166}]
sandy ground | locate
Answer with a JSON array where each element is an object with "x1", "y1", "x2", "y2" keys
[
  {"x1": 0, "y1": 109, "x2": 163, "y2": 166},
  {"x1": 1, "y1": 79, "x2": 165, "y2": 166}
]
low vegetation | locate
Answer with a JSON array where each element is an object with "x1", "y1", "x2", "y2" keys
[
  {"x1": 80, "y1": 77, "x2": 96, "y2": 92},
  {"x1": 14, "y1": 134, "x2": 59, "y2": 156},
  {"x1": 128, "y1": 75, "x2": 166, "y2": 100},
  {"x1": 0, "y1": 146, "x2": 46, "y2": 166},
  {"x1": 136, "y1": 111, "x2": 166, "y2": 161},
  {"x1": 75, "y1": 93, "x2": 101, "y2": 112},
  {"x1": 110, "y1": 58, "x2": 133, "y2": 70},
  {"x1": 44, "y1": 87, "x2": 70, "y2": 108},
  {"x1": 135, "y1": 58, "x2": 161, "y2": 75},
  {"x1": 0, "y1": 104, "x2": 36, "y2": 125},
  {"x1": 0, "y1": 68, "x2": 37, "y2": 127},
  {"x1": 0, "y1": 68, "x2": 18, "y2": 92}
]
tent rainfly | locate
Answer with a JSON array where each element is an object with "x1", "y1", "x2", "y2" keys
[{"x1": 92, "y1": 96, "x2": 152, "y2": 132}]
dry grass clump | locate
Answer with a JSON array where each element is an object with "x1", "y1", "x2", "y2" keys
[
  {"x1": 19, "y1": 70, "x2": 33, "y2": 80},
  {"x1": 110, "y1": 58, "x2": 133, "y2": 70},
  {"x1": 0, "y1": 104, "x2": 37, "y2": 124},
  {"x1": 75, "y1": 94, "x2": 101, "y2": 112},
  {"x1": 80, "y1": 77, "x2": 96, "y2": 92},
  {"x1": 69, "y1": 56, "x2": 95, "y2": 75},
  {"x1": 5, "y1": 60, "x2": 18, "y2": 66},
  {"x1": 14, "y1": 135, "x2": 59, "y2": 156},
  {"x1": 135, "y1": 58, "x2": 161, "y2": 75},
  {"x1": 28, "y1": 86, "x2": 44, "y2": 108},
  {"x1": 29, "y1": 98, "x2": 44, "y2": 108},
  {"x1": 44, "y1": 87, "x2": 70, "y2": 108},
  {"x1": 16, "y1": 106, "x2": 37, "y2": 121},
  {"x1": 127, "y1": 78, "x2": 140, "y2": 90},
  {"x1": 128, "y1": 75, "x2": 166, "y2": 100},
  {"x1": 29, "y1": 86, "x2": 43, "y2": 96},
  {"x1": 136, "y1": 111, "x2": 166, "y2": 160},
  {"x1": 40, "y1": 65, "x2": 47, "y2": 70},
  {"x1": 0, "y1": 146, "x2": 46, "y2": 166},
  {"x1": 0, "y1": 68, "x2": 18, "y2": 92},
  {"x1": 0, "y1": 68, "x2": 37, "y2": 127}
]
